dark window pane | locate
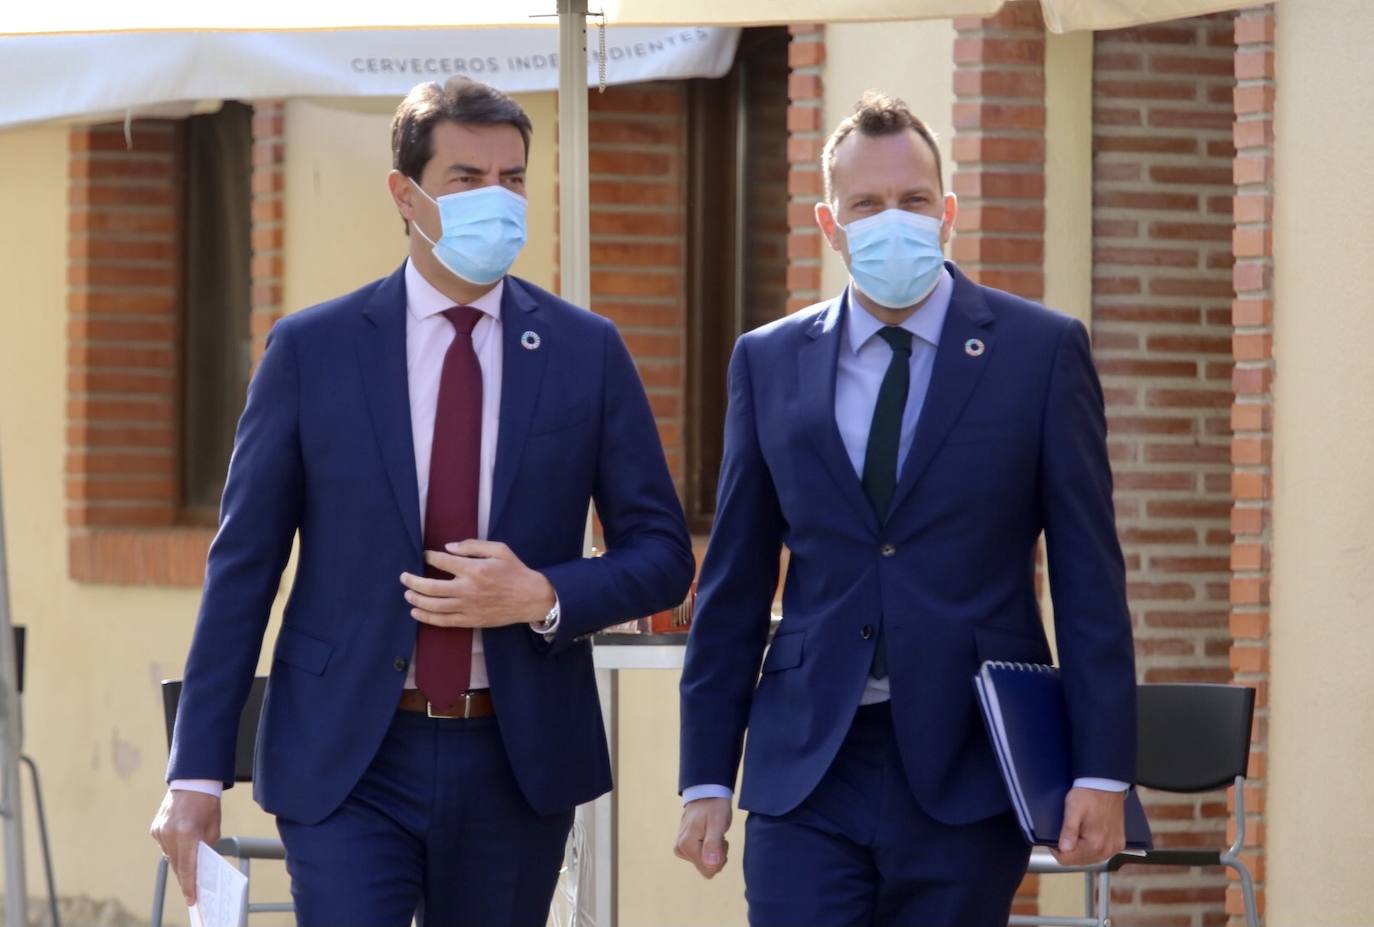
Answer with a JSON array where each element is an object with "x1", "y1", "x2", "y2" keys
[{"x1": 181, "y1": 102, "x2": 253, "y2": 514}]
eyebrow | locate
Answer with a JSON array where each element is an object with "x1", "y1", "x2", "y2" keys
[
  {"x1": 848, "y1": 186, "x2": 935, "y2": 201},
  {"x1": 446, "y1": 164, "x2": 526, "y2": 178}
]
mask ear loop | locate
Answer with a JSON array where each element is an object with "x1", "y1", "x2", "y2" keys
[{"x1": 408, "y1": 178, "x2": 442, "y2": 248}]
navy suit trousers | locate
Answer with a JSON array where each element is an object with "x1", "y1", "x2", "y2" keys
[
  {"x1": 743, "y1": 703, "x2": 1031, "y2": 927},
  {"x1": 276, "y1": 710, "x2": 573, "y2": 927}
]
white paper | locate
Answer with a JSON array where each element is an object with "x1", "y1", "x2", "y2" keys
[{"x1": 186, "y1": 842, "x2": 248, "y2": 927}]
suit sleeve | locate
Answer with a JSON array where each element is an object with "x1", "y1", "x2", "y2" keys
[
  {"x1": 678, "y1": 337, "x2": 785, "y2": 793},
  {"x1": 166, "y1": 322, "x2": 305, "y2": 787},
  {"x1": 1039, "y1": 318, "x2": 1137, "y2": 784},
  {"x1": 539, "y1": 321, "x2": 695, "y2": 652}
]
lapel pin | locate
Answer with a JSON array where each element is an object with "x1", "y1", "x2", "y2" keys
[
  {"x1": 521, "y1": 331, "x2": 542, "y2": 351},
  {"x1": 964, "y1": 338, "x2": 986, "y2": 358}
]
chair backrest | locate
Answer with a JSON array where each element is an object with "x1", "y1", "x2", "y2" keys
[
  {"x1": 161, "y1": 677, "x2": 268, "y2": 783},
  {"x1": 1136, "y1": 683, "x2": 1255, "y2": 792}
]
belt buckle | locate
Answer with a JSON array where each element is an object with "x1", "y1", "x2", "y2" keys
[{"x1": 426, "y1": 693, "x2": 471, "y2": 719}]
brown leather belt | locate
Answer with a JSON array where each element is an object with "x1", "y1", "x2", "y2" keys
[{"x1": 398, "y1": 688, "x2": 495, "y2": 719}]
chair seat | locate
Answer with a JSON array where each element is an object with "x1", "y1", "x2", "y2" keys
[{"x1": 1106, "y1": 848, "x2": 1223, "y2": 871}]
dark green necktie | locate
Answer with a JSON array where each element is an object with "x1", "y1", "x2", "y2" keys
[{"x1": 863, "y1": 326, "x2": 913, "y2": 679}]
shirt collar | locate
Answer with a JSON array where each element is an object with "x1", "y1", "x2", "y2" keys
[
  {"x1": 404, "y1": 258, "x2": 504, "y2": 323},
  {"x1": 845, "y1": 266, "x2": 953, "y2": 356}
]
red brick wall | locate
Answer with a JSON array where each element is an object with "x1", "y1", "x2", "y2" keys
[
  {"x1": 1228, "y1": 6, "x2": 1275, "y2": 923},
  {"x1": 586, "y1": 83, "x2": 689, "y2": 493},
  {"x1": 785, "y1": 25, "x2": 825, "y2": 314},
  {"x1": 67, "y1": 103, "x2": 286, "y2": 586},
  {"x1": 951, "y1": 1, "x2": 1047, "y2": 302},
  {"x1": 1092, "y1": 15, "x2": 1237, "y2": 926}
]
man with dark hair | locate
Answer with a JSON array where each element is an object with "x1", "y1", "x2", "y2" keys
[
  {"x1": 675, "y1": 91, "x2": 1136, "y2": 926},
  {"x1": 151, "y1": 76, "x2": 694, "y2": 926}
]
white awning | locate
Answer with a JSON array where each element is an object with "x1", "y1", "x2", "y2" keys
[
  {"x1": 0, "y1": 27, "x2": 740, "y2": 130},
  {"x1": 0, "y1": 0, "x2": 1271, "y2": 36}
]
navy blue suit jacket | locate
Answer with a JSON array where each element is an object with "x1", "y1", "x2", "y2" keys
[
  {"x1": 680, "y1": 264, "x2": 1135, "y2": 826},
  {"x1": 168, "y1": 265, "x2": 694, "y2": 824}
]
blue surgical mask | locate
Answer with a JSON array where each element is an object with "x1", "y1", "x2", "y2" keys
[
  {"x1": 410, "y1": 181, "x2": 528, "y2": 286},
  {"x1": 842, "y1": 209, "x2": 946, "y2": 310}
]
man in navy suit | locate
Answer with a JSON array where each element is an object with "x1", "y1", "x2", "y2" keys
[
  {"x1": 675, "y1": 92, "x2": 1136, "y2": 926},
  {"x1": 150, "y1": 77, "x2": 694, "y2": 926}
]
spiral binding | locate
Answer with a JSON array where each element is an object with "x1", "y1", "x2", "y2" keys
[{"x1": 982, "y1": 660, "x2": 1057, "y2": 675}]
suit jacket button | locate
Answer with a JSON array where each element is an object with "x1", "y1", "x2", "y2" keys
[
  {"x1": 880, "y1": 544, "x2": 896, "y2": 558},
  {"x1": 393, "y1": 656, "x2": 408, "y2": 672},
  {"x1": 861, "y1": 625, "x2": 875, "y2": 640}
]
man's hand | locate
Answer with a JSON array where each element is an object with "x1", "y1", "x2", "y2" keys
[
  {"x1": 674, "y1": 797, "x2": 733, "y2": 879},
  {"x1": 400, "y1": 540, "x2": 556, "y2": 629},
  {"x1": 149, "y1": 789, "x2": 222, "y2": 906},
  {"x1": 1052, "y1": 786, "x2": 1126, "y2": 866}
]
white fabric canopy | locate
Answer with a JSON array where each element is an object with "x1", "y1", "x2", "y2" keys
[
  {"x1": 0, "y1": 0, "x2": 1269, "y2": 36},
  {"x1": 0, "y1": 27, "x2": 740, "y2": 130}
]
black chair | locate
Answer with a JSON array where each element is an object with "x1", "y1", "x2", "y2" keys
[
  {"x1": 1010, "y1": 682, "x2": 1258, "y2": 927},
  {"x1": 151, "y1": 677, "x2": 292, "y2": 927},
  {"x1": 9, "y1": 625, "x2": 61, "y2": 927}
]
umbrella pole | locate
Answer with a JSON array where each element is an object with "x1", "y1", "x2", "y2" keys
[
  {"x1": 0, "y1": 440, "x2": 28, "y2": 925},
  {"x1": 560, "y1": 6, "x2": 612, "y2": 924}
]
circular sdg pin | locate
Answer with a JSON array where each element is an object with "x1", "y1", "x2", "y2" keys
[
  {"x1": 965, "y1": 338, "x2": 986, "y2": 357},
  {"x1": 521, "y1": 331, "x2": 542, "y2": 351}
]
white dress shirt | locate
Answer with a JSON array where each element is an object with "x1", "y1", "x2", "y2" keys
[
  {"x1": 683, "y1": 271, "x2": 1125, "y2": 803},
  {"x1": 173, "y1": 260, "x2": 548, "y2": 799}
]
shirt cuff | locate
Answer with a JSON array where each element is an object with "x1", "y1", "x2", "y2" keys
[
  {"x1": 1073, "y1": 777, "x2": 1129, "y2": 792},
  {"x1": 170, "y1": 779, "x2": 224, "y2": 798},
  {"x1": 682, "y1": 784, "x2": 733, "y2": 805},
  {"x1": 529, "y1": 596, "x2": 561, "y2": 639}
]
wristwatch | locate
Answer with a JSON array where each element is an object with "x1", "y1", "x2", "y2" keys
[{"x1": 533, "y1": 599, "x2": 561, "y2": 638}]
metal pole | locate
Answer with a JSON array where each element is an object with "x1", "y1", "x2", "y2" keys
[
  {"x1": 559, "y1": 8, "x2": 609, "y2": 923},
  {"x1": 0, "y1": 440, "x2": 29, "y2": 925},
  {"x1": 559, "y1": 0, "x2": 591, "y2": 312}
]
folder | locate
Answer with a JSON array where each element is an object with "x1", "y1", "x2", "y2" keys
[{"x1": 973, "y1": 661, "x2": 1153, "y2": 850}]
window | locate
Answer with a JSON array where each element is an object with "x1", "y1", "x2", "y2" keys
[{"x1": 684, "y1": 27, "x2": 791, "y2": 529}]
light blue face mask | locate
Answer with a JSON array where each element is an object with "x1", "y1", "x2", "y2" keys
[
  {"x1": 410, "y1": 181, "x2": 528, "y2": 286},
  {"x1": 842, "y1": 208, "x2": 946, "y2": 310}
]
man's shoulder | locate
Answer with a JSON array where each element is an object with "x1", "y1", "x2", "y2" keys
[
  {"x1": 506, "y1": 276, "x2": 614, "y2": 338},
  {"x1": 739, "y1": 298, "x2": 836, "y2": 351},
  {"x1": 274, "y1": 271, "x2": 396, "y2": 339},
  {"x1": 968, "y1": 277, "x2": 1078, "y2": 339}
]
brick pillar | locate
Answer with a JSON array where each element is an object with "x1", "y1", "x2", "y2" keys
[
  {"x1": 951, "y1": 1, "x2": 1047, "y2": 300},
  {"x1": 66, "y1": 121, "x2": 181, "y2": 531},
  {"x1": 786, "y1": 24, "x2": 824, "y2": 313},
  {"x1": 586, "y1": 83, "x2": 689, "y2": 489},
  {"x1": 250, "y1": 102, "x2": 286, "y2": 366},
  {"x1": 1229, "y1": 7, "x2": 1275, "y2": 924}
]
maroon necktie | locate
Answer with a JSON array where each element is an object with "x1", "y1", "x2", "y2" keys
[{"x1": 414, "y1": 306, "x2": 484, "y2": 709}]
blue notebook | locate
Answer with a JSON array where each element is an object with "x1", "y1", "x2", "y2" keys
[{"x1": 973, "y1": 661, "x2": 1153, "y2": 850}]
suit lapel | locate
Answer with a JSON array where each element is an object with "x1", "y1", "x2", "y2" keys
[
  {"x1": 357, "y1": 264, "x2": 423, "y2": 558},
  {"x1": 799, "y1": 295, "x2": 881, "y2": 537},
  {"x1": 489, "y1": 277, "x2": 549, "y2": 535},
  {"x1": 888, "y1": 265, "x2": 997, "y2": 518}
]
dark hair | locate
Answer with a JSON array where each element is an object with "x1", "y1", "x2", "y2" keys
[
  {"x1": 391, "y1": 77, "x2": 534, "y2": 181},
  {"x1": 821, "y1": 91, "x2": 943, "y2": 202}
]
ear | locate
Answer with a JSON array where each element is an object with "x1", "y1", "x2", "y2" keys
[
  {"x1": 815, "y1": 201, "x2": 844, "y2": 254},
  {"x1": 940, "y1": 192, "x2": 958, "y2": 245},
  {"x1": 388, "y1": 170, "x2": 417, "y2": 224}
]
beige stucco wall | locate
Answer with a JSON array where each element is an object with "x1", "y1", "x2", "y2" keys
[
  {"x1": 819, "y1": 19, "x2": 957, "y2": 297},
  {"x1": 1267, "y1": 0, "x2": 1374, "y2": 921}
]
